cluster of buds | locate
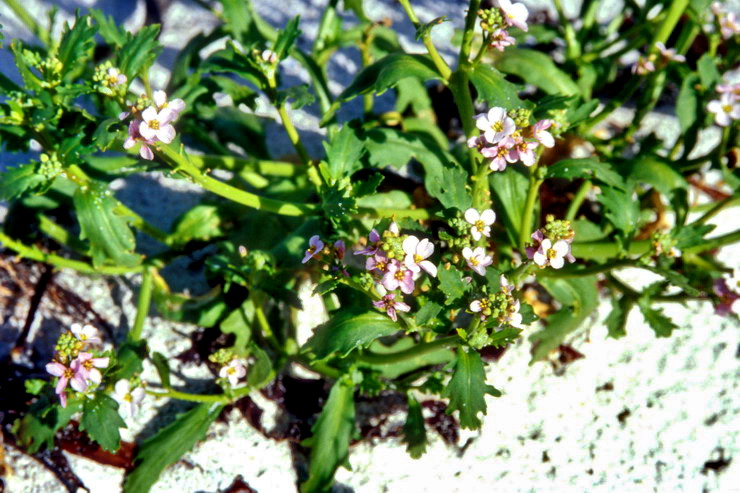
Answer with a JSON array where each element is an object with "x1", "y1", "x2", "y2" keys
[
  {"x1": 650, "y1": 231, "x2": 681, "y2": 259},
  {"x1": 45, "y1": 324, "x2": 109, "y2": 408},
  {"x1": 713, "y1": 268, "x2": 740, "y2": 316},
  {"x1": 38, "y1": 152, "x2": 63, "y2": 181},
  {"x1": 633, "y1": 42, "x2": 686, "y2": 76},
  {"x1": 707, "y1": 76, "x2": 740, "y2": 127},
  {"x1": 526, "y1": 216, "x2": 576, "y2": 269},
  {"x1": 468, "y1": 107, "x2": 555, "y2": 172},
  {"x1": 712, "y1": 2, "x2": 740, "y2": 40},
  {"x1": 24, "y1": 50, "x2": 63, "y2": 88},
  {"x1": 121, "y1": 90, "x2": 185, "y2": 160},
  {"x1": 92, "y1": 61, "x2": 128, "y2": 97},
  {"x1": 477, "y1": 0, "x2": 529, "y2": 52},
  {"x1": 209, "y1": 348, "x2": 248, "y2": 387},
  {"x1": 302, "y1": 235, "x2": 348, "y2": 275},
  {"x1": 254, "y1": 49, "x2": 279, "y2": 77},
  {"x1": 113, "y1": 377, "x2": 145, "y2": 418},
  {"x1": 464, "y1": 276, "x2": 523, "y2": 348}
]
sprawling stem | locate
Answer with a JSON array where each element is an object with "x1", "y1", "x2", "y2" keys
[
  {"x1": 357, "y1": 335, "x2": 458, "y2": 365},
  {"x1": 130, "y1": 267, "x2": 154, "y2": 341}
]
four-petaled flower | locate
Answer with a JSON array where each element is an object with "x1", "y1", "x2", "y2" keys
[
  {"x1": 500, "y1": 275, "x2": 514, "y2": 294},
  {"x1": 655, "y1": 42, "x2": 685, "y2": 63},
  {"x1": 366, "y1": 251, "x2": 390, "y2": 273},
  {"x1": 533, "y1": 238, "x2": 572, "y2": 269},
  {"x1": 303, "y1": 235, "x2": 324, "y2": 263},
  {"x1": 511, "y1": 137, "x2": 538, "y2": 166},
  {"x1": 532, "y1": 120, "x2": 555, "y2": 148},
  {"x1": 139, "y1": 106, "x2": 177, "y2": 144},
  {"x1": 382, "y1": 261, "x2": 416, "y2": 294},
  {"x1": 355, "y1": 229, "x2": 381, "y2": 256},
  {"x1": 632, "y1": 56, "x2": 655, "y2": 75},
  {"x1": 476, "y1": 107, "x2": 515, "y2": 144},
  {"x1": 105, "y1": 67, "x2": 127, "y2": 87},
  {"x1": 504, "y1": 300, "x2": 523, "y2": 328},
  {"x1": 75, "y1": 352, "x2": 110, "y2": 386},
  {"x1": 497, "y1": 0, "x2": 529, "y2": 32},
  {"x1": 113, "y1": 379, "x2": 146, "y2": 417},
  {"x1": 46, "y1": 361, "x2": 86, "y2": 408},
  {"x1": 707, "y1": 93, "x2": 740, "y2": 127},
  {"x1": 464, "y1": 208, "x2": 496, "y2": 241},
  {"x1": 219, "y1": 359, "x2": 247, "y2": 386},
  {"x1": 469, "y1": 297, "x2": 490, "y2": 320},
  {"x1": 719, "y1": 12, "x2": 739, "y2": 40},
  {"x1": 372, "y1": 294, "x2": 411, "y2": 322},
  {"x1": 402, "y1": 236, "x2": 437, "y2": 277},
  {"x1": 490, "y1": 29, "x2": 515, "y2": 51},
  {"x1": 123, "y1": 120, "x2": 156, "y2": 160},
  {"x1": 462, "y1": 247, "x2": 493, "y2": 276},
  {"x1": 481, "y1": 137, "x2": 516, "y2": 171},
  {"x1": 70, "y1": 323, "x2": 101, "y2": 345},
  {"x1": 153, "y1": 90, "x2": 186, "y2": 115}
]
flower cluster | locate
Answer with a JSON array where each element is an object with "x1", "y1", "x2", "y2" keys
[
  {"x1": 712, "y1": 2, "x2": 740, "y2": 40},
  {"x1": 713, "y1": 269, "x2": 740, "y2": 316},
  {"x1": 209, "y1": 348, "x2": 248, "y2": 387},
  {"x1": 650, "y1": 231, "x2": 681, "y2": 259},
  {"x1": 122, "y1": 90, "x2": 185, "y2": 160},
  {"x1": 302, "y1": 235, "x2": 348, "y2": 275},
  {"x1": 45, "y1": 324, "x2": 109, "y2": 408},
  {"x1": 526, "y1": 215, "x2": 576, "y2": 269},
  {"x1": 477, "y1": 0, "x2": 529, "y2": 51},
  {"x1": 468, "y1": 107, "x2": 554, "y2": 172},
  {"x1": 633, "y1": 42, "x2": 685, "y2": 76},
  {"x1": 92, "y1": 61, "x2": 127, "y2": 96},
  {"x1": 707, "y1": 77, "x2": 740, "y2": 127},
  {"x1": 113, "y1": 378, "x2": 145, "y2": 418},
  {"x1": 469, "y1": 275, "x2": 523, "y2": 326}
]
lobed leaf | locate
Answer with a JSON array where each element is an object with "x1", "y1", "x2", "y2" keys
[
  {"x1": 79, "y1": 394, "x2": 126, "y2": 452},
  {"x1": 546, "y1": 158, "x2": 626, "y2": 190},
  {"x1": 469, "y1": 63, "x2": 524, "y2": 109},
  {"x1": 402, "y1": 394, "x2": 428, "y2": 458},
  {"x1": 443, "y1": 346, "x2": 501, "y2": 429}
]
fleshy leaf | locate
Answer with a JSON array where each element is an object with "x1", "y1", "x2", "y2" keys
[
  {"x1": 442, "y1": 346, "x2": 501, "y2": 429},
  {"x1": 306, "y1": 311, "x2": 401, "y2": 360}
]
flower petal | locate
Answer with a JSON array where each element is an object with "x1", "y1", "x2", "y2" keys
[
  {"x1": 420, "y1": 260, "x2": 437, "y2": 278},
  {"x1": 464, "y1": 208, "x2": 480, "y2": 224},
  {"x1": 157, "y1": 124, "x2": 176, "y2": 144},
  {"x1": 402, "y1": 235, "x2": 420, "y2": 255},
  {"x1": 138, "y1": 121, "x2": 156, "y2": 140},
  {"x1": 153, "y1": 90, "x2": 167, "y2": 108},
  {"x1": 481, "y1": 209, "x2": 496, "y2": 225},
  {"x1": 141, "y1": 106, "x2": 158, "y2": 122}
]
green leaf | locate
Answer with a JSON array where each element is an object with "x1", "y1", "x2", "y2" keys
[
  {"x1": 402, "y1": 394, "x2": 428, "y2": 458},
  {"x1": 489, "y1": 166, "x2": 529, "y2": 244},
  {"x1": 437, "y1": 267, "x2": 468, "y2": 303},
  {"x1": 429, "y1": 165, "x2": 471, "y2": 211},
  {"x1": 625, "y1": 157, "x2": 687, "y2": 198},
  {"x1": 443, "y1": 347, "x2": 500, "y2": 429},
  {"x1": 306, "y1": 311, "x2": 401, "y2": 360},
  {"x1": 546, "y1": 158, "x2": 626, "y2": 190},
  {"x1": 469, "y1": 64, "x2": 524, "y2": 109},
  {"x1": 110, "y1": 340, "x2": 147, "y2": 381},
  {"x1": 124, "y1": 403, "x2": 224, "y2": 493},
  {"x1": 73, "y1": 185, "x2": 141, "y2": 267},
  {"x1": 415, "y1": 16, "x2": 448, "y2": 40},
  {"x1": 57, "y1": 14, "x2": 97, "y2": 79},
  {"x1": 274, "y1": 16, "x2": 301, "y2": 60},
  {"x1": 674, "y1": 223, "x2": 715, "y2": 249},
  {"x1": 565, "y1": 99, "x2": 599, "y2": 126},
  {"x1": 151, "y1": 352, "x2": 171, "y2": 389},
  {"x1": 0, "y1": 163, "x2": 46, "y2": 200},
  {"x1": 90, "y1": 9, "x2": 127, "y2": 46},
  {"x1": 93, "y1": 118, "x2": 125, "y2": 152},
  {"x1": 79, "y1": 394, "x2": 126, "y2": 452},
  {"x1": 697, "y1": 54, "x2": 720, "y2": 89},
  {"x1": 276, "y1": 84, "x2": 316, "y2": 109},
  {"x1": 220, "y1": 302, "x2": 253, "y2": 353},
  {"x1": 118, "y1": 25, "x2": 162, "y2": 80},
  {"x1": 301, "y1": 375, "x2": 355, "y2": 493},
  {"x1": 415, "y1": 301, "x2": 443, "y2": 326},
  {"x1": 638, "y1": 300, "x2": 678, "y2": 338},
  {"x1": 643, "y1": 266, "x2": 700, "y2": 296},
  {"x1": 676, "y1": 74, "x2": 700, "y2": 133},
  {"x1": 361, "y1": 337, "x2": 454, "y2": 379},
  {"x1": 246, "y1": 342, "x2": 273, "y2": 389},
  {"x1": 14, "y1": 396, "x2": 81, "y2": 453},
  {"x1": 529, "y1": 276, "x2": 599, "y2": 361},
  {"x1": 496, "y1": 48, "x2": 579, "y2": 96},
  {"x1": 321, "y1": 54, "x2": 442, "y2": 125},
  {"x1": 598, "y1": 186, "x2": 639, "y2": 237},
  {"x1": 605, "y1": 296, "x2": 632, "y2": 339},
  {"x1": 24, "y1": 379, "x2": 46, "y2": 395},
  {"x1": 170, "y1": 205, "x2": 225, "y2": 246},
  {"x1": 323, "y1": 123, "x2": 365, "y2": 183}
]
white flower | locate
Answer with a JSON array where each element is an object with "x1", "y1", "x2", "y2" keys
[
  {"x1": 707, "y1": 93, "x2": 740, "y2": 127},
  {"x1": 261, "y1": 49, "x2": 278, "y2": 64},
  {"x1": 70, "y1": 323, "x2": 102, "y2": 345},
  {"x1": 724, "y1": 268, "x2": 740, "y2": 296},
  {"x1": 469, "y1": 297, "x2": 490, "y2": 320},
  {"x1": 153, "y1": 90, "x2": 185, "y2": 115},
  {"x1": 462, "y1": 247, "x2": 493, "y2": 276},
  {"x1": 504, "y1": 300, "x2": 523, "y2": 328},
  {"x1": 475, "y1": 107, "x2": 515, "y2": 145},
  {"x1": 464, "y1": 208, "x2": 496, "y2": 241},
  {"x1": 220, "y1": 359, "x2": 247, "y2": 386},
  {"x1": 719, "y1": 12, "x2": 740, "y2": 40},
  {"x1": 532, "y1": 239, "x2": 571, "y2": 269},
  {"x1": 139, "y1": 106, "x2": 177, "y2": 143},
  {"x1": 655, "y1": 42, "x2": 685, "y2": 63},
  {"x1": 500, "y1": 275, "x2": 514, "y2": 294},
  {"x1": 113, "y1": 379, "x2": 145, "y2": 417},
  {"x1": 105, "y1": 67, "x2": 127, "y2": 87},
  {"x1": 402, "y1": 235, "x2": 437, "y2": 277},
  {"x1": 497, "y1": 0, "x2": 529, "y2": 32}
]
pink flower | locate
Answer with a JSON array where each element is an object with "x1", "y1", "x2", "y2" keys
[
  {"x1": 532, "y1": 120, "x2": 555, "y2": 148},
  {"x1": 366, "y1": 251, "x2": 391, "y2": 273},
  {"x1": 70, "y1": 323, "x2": 101, "y2": 345},
  {"x1": 719, "y1": 12, "x2": 740, "y2": 40},
  {"x1": 490, "y1": 29, "x2": 515, "y2": 51},
  {"x1": 219, "y1": 359, "x2": 247, "y2": 386},
  {"x1": 713, "y1": 271, "x2": 740, "y2": 317},
  {"x1": 153, "y1": 90, "x2": 186, "y2": 115},
  {"x1": 481, "y1": 137, "x2": 516, "y2": 171},
  {"x1": 139, "y1": 106, "x2": 177, "y2": 144},
  {"x1": 469, "y1": 297, "x2": 490, "y2": 320},
  {"x1": 475, "y1": 107, "x2": 515, "y2": 145},
  {"x1": 355, "y1": 229, "x2": 381, "y2": 256},
  {"x1": 500, "y1": 275, "x2": 514, "y2": 294},
  {"x1": 526, "y1": 230, "x2": 545, "y2": 260},
  {"x1": 333, "y1": 240, "x2": 346, "y2": 260},
  {"x1": 46, "y1": 361, "x2": 87, "y2": 408},
  {"x1": 632, "y1": 56, "x2": 655, "y2": 76},
  {"x1": 504, "y1": 300, "x2": 523, "y2": 328},
  {"x1": 533, "y1": 239, "x2": 572, "y2": 269},
  {"x1": 261, "y1": 49, "x2": 278, "y2": 64},
  {"x1": 462, "y1": 247, "x2": 493, "y2": 276},
  {"x1": 75, "y1": 352, "x2": 110, "y2": 386},
  {"x1": 655, "y1": 42, "x2": 685, "y2": 63},
  {"x1": 123, "y1": 120, "x2": 155, "y2": 160},
  {"x1": 497, "y1": 0, "x2": 529, "y2": 32},
  {"x1": 106, "y1": 67, "x2": 127, "y2": 87},
  {"x1": 464, "y1": 208, "x2": 496, "y2": 241},
  {"x1": 402, "y1": 235, "x2": 437, "y2": 277},
  {"x1": 302, "y1": 235, "x2": 324, "y2": 263},
  {"x1": 707, "y1": 93, "x2": 740, "y2": 127},
  {"x1": 372, "y1": 294, "x2": 411, "y2": 322},
  {"x1": 716, "y1": 82, "x2": 740, "y2": 100},
  {"x1": 510, "y1": 137, "x2": 539, "y2": 166},
  {"x1": 113, "y1": 379, "x2": 145, "y2": 417},
  {"x1": 382, "y1": 260, "x2": 415, "y2": 294}
]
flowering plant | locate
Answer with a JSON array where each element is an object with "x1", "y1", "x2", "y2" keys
[{"x1": 0, "y1": 0, "x2": 738, "y2": 491}]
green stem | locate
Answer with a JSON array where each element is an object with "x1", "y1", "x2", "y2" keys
[
  {"x1": 553, "y1": 0, "x2": 581, "y2": 59},
  {"x1": 684, "y1": 229, "x2": 740, "y2": 254},
  {"x1": 536, "y1": 258, "x2": 634, "y2": 278},
  {"x1": 356, "y1": 207, "x2": 431, "y2": 220},
  {"x1": 146, "y1": 388, "x2": 229, "y2": 404},
  {"x1": 565, "y1": 180, "x2": 592, "y2": 221},
  {"x1": 189, "y1": 154, "x2": 300, "y2": 177},
  {"x1": 356, "y1": 335, "x2": 458, "y2": 365},
  {"x1": 692, "y1": 196, "x2": 740, "y2": 226},
  {"x1": 397, "y1": 0, "x2": 452, "y2": 79},
  {"x1": 130, "y1": 267, "x2": 154, "y2": 341},
  {"x1": 3, "y1": 0, "x2": 50, "y2": 45},
  {"x1": 653, "y1": 0, "x2": 690, "y2": 46},
  {"x1": 518, "y1": 165, "x2": 543, "y2": 253}
]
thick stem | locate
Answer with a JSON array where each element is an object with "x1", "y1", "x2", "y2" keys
[
  {"x1": 130, "y1": 267, "x2": 154, "y2": 341},
  {"x1": 518, "y1": 166, "x2": 543, "y2": 253},
  {"x1": 397, "y1": 0, "x2": 452, "y2": 79},
  {"x1": 565, "y1": 180, "x2": 591, "y2": 221},
  {"x1": 356, "y1": 335, "x2": 458, "y2": 365}
]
